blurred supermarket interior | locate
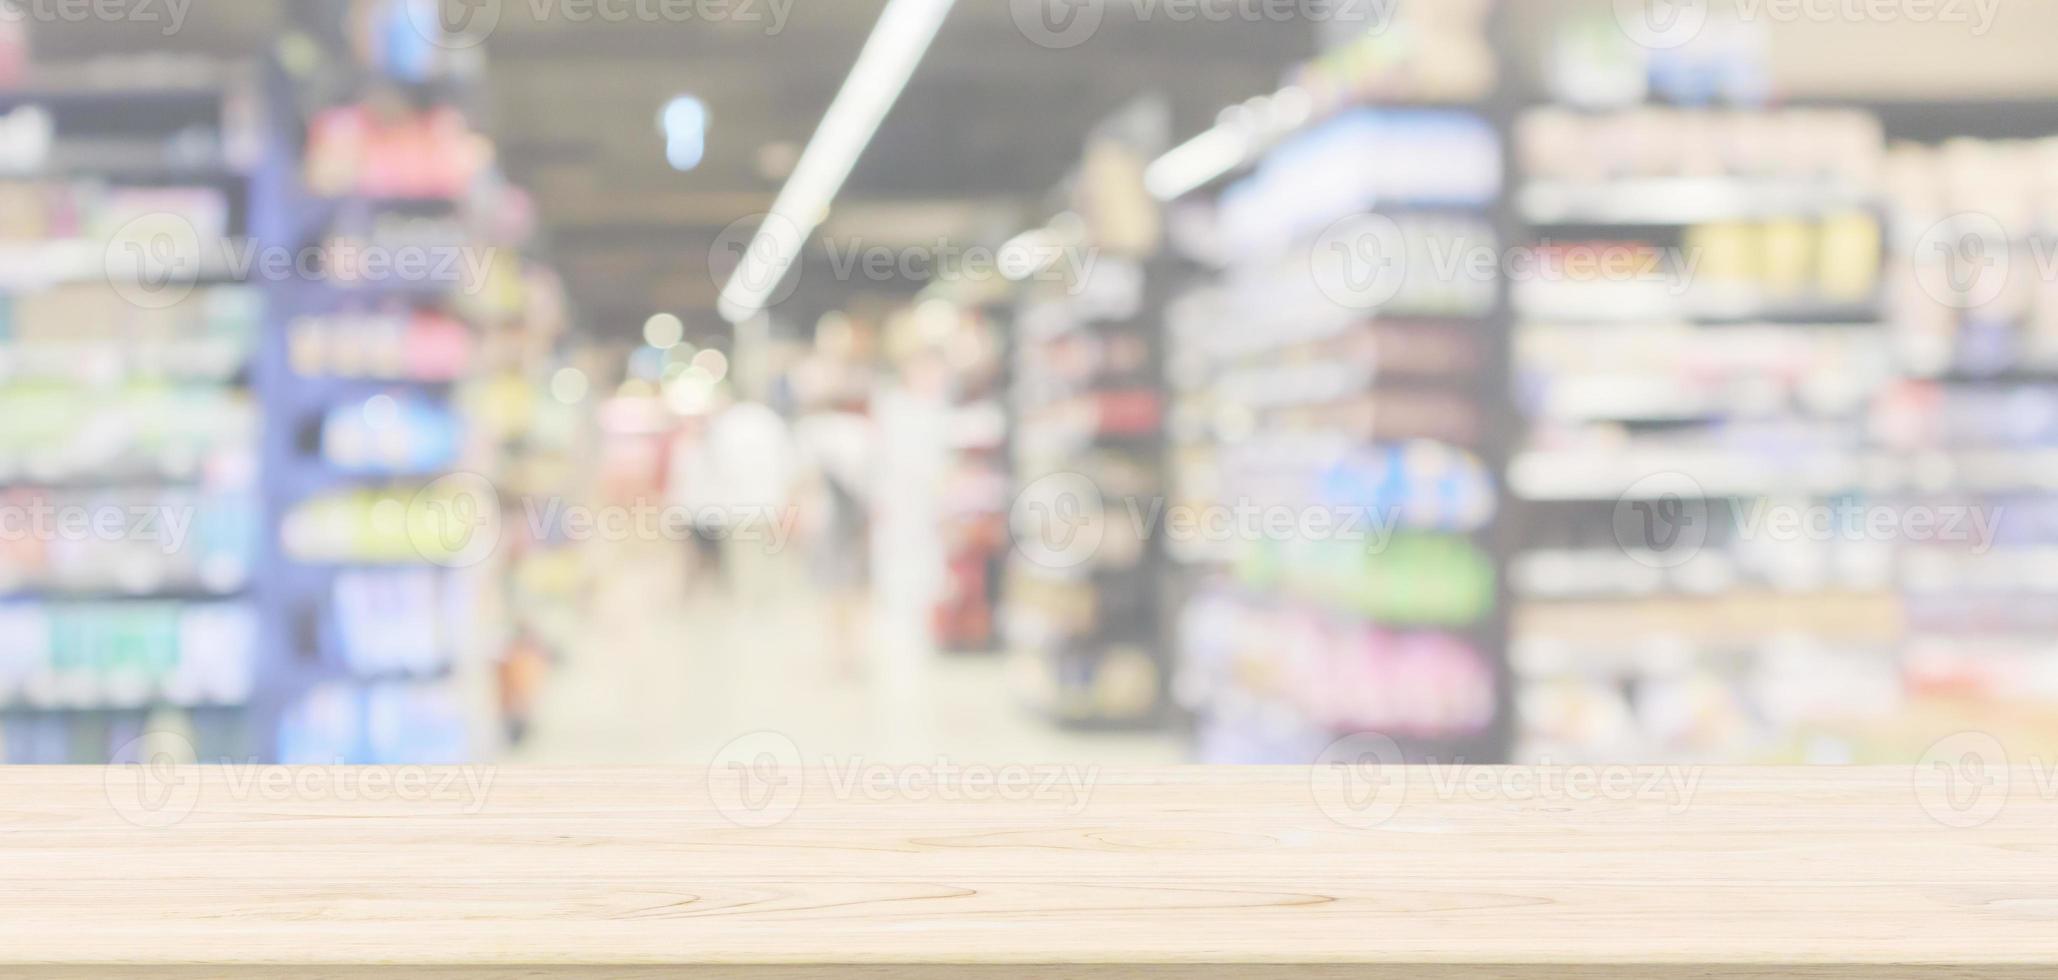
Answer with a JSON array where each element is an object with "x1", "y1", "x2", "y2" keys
[{"x1": 6, "y1": 0, "x2": 2058, "y2": 765}]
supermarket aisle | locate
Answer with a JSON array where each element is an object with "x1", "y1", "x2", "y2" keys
[{"x1": 504, "y1": 541, "x2": 1186, "y2": 765}]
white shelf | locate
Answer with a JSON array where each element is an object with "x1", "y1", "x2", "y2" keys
[{"x1": 1520, "y1": 177, "x2": 1877, "y2": 225}]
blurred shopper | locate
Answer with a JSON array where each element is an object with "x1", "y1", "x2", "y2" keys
[
  {"x1": 871, "y1": 348, "x2": 951, "y2": 655},
  {"x1": 663, "y1": 416, "x2": 724, "y2": 584},
  {"x1": 794, "y1": 375, "x2": 877, "y2": 679},
  {"x1": 665, "y1": 400, "x2": 795, "y2": 598},
  {"x1": 703, "y1": 399, "x2": 796, "y2": 601}
]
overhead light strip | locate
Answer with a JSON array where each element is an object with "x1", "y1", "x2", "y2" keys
[
  {"x1": 1143, "y1": 86, "x2": 1313, "y2": 202},
  {"x1": 717, "y1": 0, "x2": 960, "y2": 324}
]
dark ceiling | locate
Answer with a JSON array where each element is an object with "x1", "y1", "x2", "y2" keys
[
  {"x1": 31, "y1": 2, "x2": 1318, "y2": 337},
  {"x1": 479, "y1": 3, "x2": 1315, "y2": 338}
]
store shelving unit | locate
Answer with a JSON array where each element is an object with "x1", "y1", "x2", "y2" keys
[
  {"x1": 1003, "y1": 101, "x2": 1178, "y2": 728},
  {"x1": 1006, "y1": 246, "x2": 1174, "y2": 727},
  {"x1": 1862, "y1": 115, "x2": 2058, "y2": 757},
  {"x1": 932, "y1": 299, "x2": 1011, "y2": 654},
  {"x1": 251, "y1": 72, "x2": 462, "y2": 765},
  {"x1": 1506, "y1": 6, "x2": 1901, "y2": 763},
  {"x1": 251, "y1": 13, "x2": 549, "y2": 763},
  {"x1": 0, "y1": 61, "x2": 264, "y2": 763},
  {"x1": 1156, "y1": 2, "x2": 1512, "y2": 763}
]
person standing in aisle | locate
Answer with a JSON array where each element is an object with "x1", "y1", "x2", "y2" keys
[
  {"x1": 664, "y1": 416, "x2": 725, "y2": 588},
  {"x1": 869, "y1": 347, "x2": 951, "y2": 661},
  {"x1": 793, "y1": 360, "x2": 878, "y2": 681},
  {"x1": 701, "y1": 398, "x2": 796, "y2": 603}
]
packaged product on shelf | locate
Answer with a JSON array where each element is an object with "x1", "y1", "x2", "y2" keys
[
  {"x1": 0, "y1": 104, "x2": 52, "y2": 176},
  {"x1": 0, "y1": 384, "x2": 257, "y2": 485},
  {"x1": 1212, "y1": 110, "x2": 1501, "y2": 260},
  {"x1": 320, "y1": 393, "x2": 464, "y2": 475},
  {"x1": 304, "y1": 101, "x2": 487, "y2": 200},
  {"x1": 1294, "y1": 0, "x2": 1496, "y2": 108},
  {"x1": 334, "y1": 568, "x2": 452, "y2": 677},
  {"x1": 0, "y1": 19, "x2": 25, "y2": 89},
  {"x1": 276, "y1": 678, "x2": 472, "y2": 765},
  {"x1": 0, "y1": 600, "x2": 256, "y2": 712}
]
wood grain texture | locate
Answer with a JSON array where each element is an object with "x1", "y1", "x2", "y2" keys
[{"x1": 1, "y1": 766, "x2": 2054, "y2": 978}]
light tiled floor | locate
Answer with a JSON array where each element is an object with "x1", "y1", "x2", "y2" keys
[{"x1": 504, "y1": 542, "x2": 1186, "y2": 766}]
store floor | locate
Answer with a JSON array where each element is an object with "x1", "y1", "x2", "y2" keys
[{"x1": 503, "y1": 541, "x2": 1187, "y2": 766}]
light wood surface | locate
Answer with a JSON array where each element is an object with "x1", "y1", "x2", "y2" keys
[{"x1": 2, "y1": 765, "x2": 2055, "y2": 978}]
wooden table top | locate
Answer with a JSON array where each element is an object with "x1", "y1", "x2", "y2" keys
[{"x1": 3, "y1": 763, "x2": 2054, "y2": 978}]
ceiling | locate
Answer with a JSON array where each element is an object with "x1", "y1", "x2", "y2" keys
[
  {"x1": 32, "y1": 2, "x2": 1315, "y2": 339},
  {"x1": 476, "y1": 3, "x2": 1316, "y2": 339}
]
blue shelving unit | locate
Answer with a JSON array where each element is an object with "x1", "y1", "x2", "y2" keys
[{"x1": 248, "y1": 56, "x2": 478, "y2": 765}]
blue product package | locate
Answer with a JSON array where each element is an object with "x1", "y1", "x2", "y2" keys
[{"x1": 375, "y1": 0, "x2": 441, "y2": 84}]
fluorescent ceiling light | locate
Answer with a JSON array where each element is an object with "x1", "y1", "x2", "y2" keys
[
  {"x1": 718, "y1": 0, "x2": 960, "y2": 324},
  {"x1": 661, "y1": 96, "x2": 709, "y2": 172},
  {"x1": 1144, "y1": 126, "x2": 1253, "y2": 202},
  {"x1": 1144, "y1": 86, "x2": 1313, "y2": 202}
]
